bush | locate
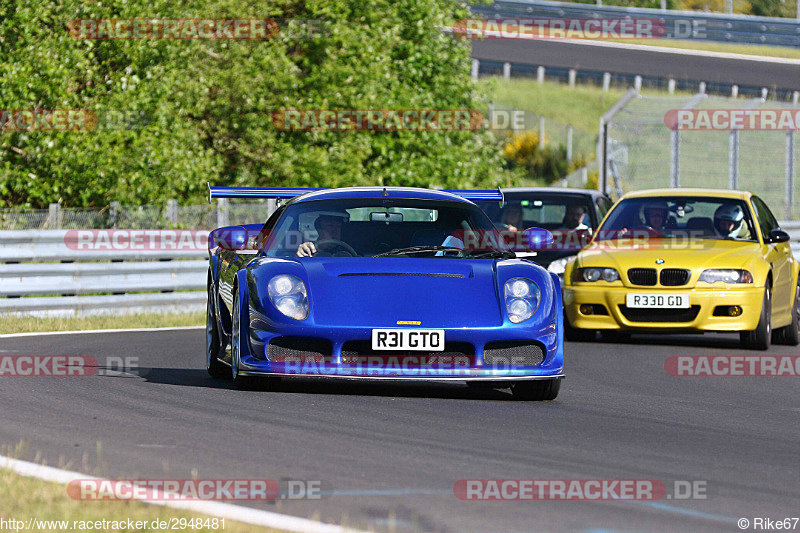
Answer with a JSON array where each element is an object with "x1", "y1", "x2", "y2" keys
[{"x1": 501, "y1": 131, "x2": 587, "y2": 184}]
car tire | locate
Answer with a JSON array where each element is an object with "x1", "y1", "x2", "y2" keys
[
  {"x1": 564, "y1": 316, "x2": 596, "y2": 342},
  {"x1": 773, "y1": 281, "x2": 800, "y2": 346},
  {"x1": 231, "y1": 287, "x2": 258, "y2": 389},
  {"x1": 206, "y1": 284, "x2": 229, "y2": 379},
  {"x1": 740, "y1": 287, "x2": 771, "y2": 351},
  {"x1": 511, "y1": 379, "x2": 561, "y2": 401}
]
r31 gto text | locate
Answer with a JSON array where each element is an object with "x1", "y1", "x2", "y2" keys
[{"x1": 375, "y1": 331, "x2": 442, "y2": 349}]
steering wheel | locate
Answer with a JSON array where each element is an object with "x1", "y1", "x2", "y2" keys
[
  {"x1": 314, "y1": 239, "x2": 357, "y2": 257},
  {"x1": 628, "y1": 226, "x2": 663, "y2": 239}
]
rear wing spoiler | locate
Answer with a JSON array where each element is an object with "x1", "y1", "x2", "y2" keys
[{"x1": 208, "y1": 185, "x2": 503, "y2": 203}]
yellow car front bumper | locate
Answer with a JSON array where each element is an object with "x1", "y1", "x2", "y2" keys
[{"x1": 564, "y1": 284, "x2": 765, "y2": 332}]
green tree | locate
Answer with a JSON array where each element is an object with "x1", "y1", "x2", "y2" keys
[{"x1": 0, "y1": 0, "x2": 509, "y2": 208}]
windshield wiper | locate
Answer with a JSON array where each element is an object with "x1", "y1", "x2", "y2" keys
[
  {"x1": 469, "y1": 250, "x2": 516, "y2": 259},
  {"x1": 373, "y1": 246, "x2": 463, "y2": 257}
]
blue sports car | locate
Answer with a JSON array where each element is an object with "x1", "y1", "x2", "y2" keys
[{"x1": 206, "y1": 186, "x2": 564, "y2": 400}]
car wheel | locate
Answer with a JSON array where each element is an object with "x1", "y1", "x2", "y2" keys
[
  {"x1": 564, "y1": 315, "x2": 596, "y2": 342},
  {"x1": 511, "y1": 379, "x2": 561, "y2": 401},
  {"x1": 740, "y1": 287, "x2": 771, "y2": 351},
  {"x1": 231, "y1": 287, "x2": 257, "y2": 389},
  {"x1": 206, "y1": 284, "x2": 230, "y2": 379},
  {"x1": 773, "y1": 281, "x2": 800, "y2": 346}
]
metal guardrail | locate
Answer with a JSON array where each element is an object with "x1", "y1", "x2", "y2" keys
[
  {"x1": 472, "y1": 0, "x2": 800, "y2": 47},
  {"x1": 0, "y1": 230, "x2": 208, "y2": 317},
  {"x1": 0, "y1": 230, "x2": 209, "y2": 262},
  {"x1": 0, "y1": 225, "x2": 798, "y2": 317}
]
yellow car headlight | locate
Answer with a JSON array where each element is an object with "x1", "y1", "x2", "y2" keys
[{"x1": 698, "y1": 269, "x2": 753, "y2": 284}]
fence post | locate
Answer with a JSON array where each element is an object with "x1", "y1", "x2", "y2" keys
[
  {"x1": 471, "y1": 59, "x2": 479, "y2": 81},
  {"x1": 537, "y1": 66, "x2": 545, "y2": 84},
  {"x1": 109, "y1": 201, "x2": 120, "y2": 229},
  {"x1": 568, "y1": 69, "x2": 576, "y2": 88},
  {"x1": 731, "y1": 85, "x2": 739, "y2": 98},
  {"x1": 698, "y1": 82, "x2": 706, "y2": 94},
  {"x1": 267, "y1": 199, "x2": 277, "y2": 218},
  {"x1": 567, "y1": 125, "x2": 573, "y2": 162},
  {"x1": 217, "y1": 198, "x2": 229, "y2": 228},
  {"x1": 48, "y1": 203, "x2": 62, "y2": 230},
  {"x1": 729, "y1": 130, "x2": 739, "y2": 190},
  {"x1": 503, "y1": 62, "x2": 511, "y2": 80},
  {"x1": 794, "y1": 91, "x2": 799, "y2": 105},
  {"x1": 634, "y1": 75, "x2": 642, "y2": 91},
  {"x1": 668, "y1": 79, "x2": 675, "y2": 94},
  {"x1": 670, "y1": 130, "x2": 680, "y2": 187},
  {"x1": 787, "y1": 130, "x2": 796, "y2": 220},
  {"x1": 603, "y1": 72, "x2": 611, "y2": 92},
  {"x1": 724, "y1": 0, "x2": 733, "y2": 13},
  {"x1": 761, "y1": 87, "x2": 768, "y2": 100},
  {"x1": 539, "y1": 116, "x2": 545, "y2": 149},
  {"x1": 166, "y1": 199, "x2": 178, "y2": 225}
]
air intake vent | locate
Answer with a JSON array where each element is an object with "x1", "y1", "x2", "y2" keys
[
  {"x1": 483, "y1": 341, "x2": 545, "y2": 367},
  {"x1": 267, "y1": 337, "x2": 332, "y2": 362},
  {"x1": 618, "y1": 305, "x2": 700, "y2": 323},
  {"x1": 628, "y1": 268, "x2": 657, "y2": 286}
]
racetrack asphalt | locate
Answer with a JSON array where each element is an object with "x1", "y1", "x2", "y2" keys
[
  {"x1": 1, "y1": 329, "x2": 799, "y2": 532},
  {"x1": 472, "y1": 39, "x2": 800, "y2": 91}
]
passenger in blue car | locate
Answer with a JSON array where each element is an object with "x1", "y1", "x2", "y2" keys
[{"x1": 296, "y1": 211, "x2": 356, "y2": 257}]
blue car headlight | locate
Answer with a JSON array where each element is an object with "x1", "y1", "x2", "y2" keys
[
  {"x1": 504, "y1": 278, "x2": 540, "y2": 323},
  {"x1": 267, "y1": 275, "x2": 309, "y2": 320}
]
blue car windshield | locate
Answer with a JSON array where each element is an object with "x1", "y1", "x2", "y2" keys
[
  {"x1": 596, "y1": 197, "x2": 757, "y2": 242},
  {"x1": 262, "y1": 198, "x2": 505, "y2": 258}
]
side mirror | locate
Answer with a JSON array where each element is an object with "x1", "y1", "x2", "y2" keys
[
  {"x1": 210, "y1": 226, "x2": 249, "y2": 251},
  {"x1": 524, "y1": 227, "x2": 554, "y2": 251},
  {"x1": 768, "y1": 229, "x2": 791, "y2": 243}
]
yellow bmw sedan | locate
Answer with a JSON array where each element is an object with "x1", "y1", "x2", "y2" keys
[{"x1": 563, "y1": 189, "x2": 799, "y2": 350}]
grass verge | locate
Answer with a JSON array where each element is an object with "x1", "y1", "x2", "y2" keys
[
  {"x1": 0, "y1": 466, "x2": 282, "y2": 532},
  {"x1": 0, "y1": 312, "x2": 204, "y2": 335}
]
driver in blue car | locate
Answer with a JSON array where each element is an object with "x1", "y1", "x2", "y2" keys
[{"x1": 297, "y1": 212, "x2": 353, "y2": 257}]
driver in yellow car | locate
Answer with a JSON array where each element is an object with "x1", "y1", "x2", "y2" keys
[
  {"x1": 297, "y1": 212, "x2": 351, "y2": 257},
  {"x1": 642, "y1": 201, "x2": 670, "y2": 230}
]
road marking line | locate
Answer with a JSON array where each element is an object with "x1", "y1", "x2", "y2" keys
[
  {"x1": 0, "y1": 326, "x2": 204, "y2": 339},
  {"x1": 471, "y1": 30, "x2": 800, "y2": 65},
  {"x1": 552, "y1": 38, "x2": 800, "y2": 65},
  {"x1": 1, "y1": 455, "x2": 368, "y2": 533}
]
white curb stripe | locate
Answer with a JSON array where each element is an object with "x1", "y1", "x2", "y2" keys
[
  {"x1": 0, "y1": 326, "x2": 205, "y2": 339},
  {"x1": 1, "y1": 456, "x2": 368, "y2": 533}
]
